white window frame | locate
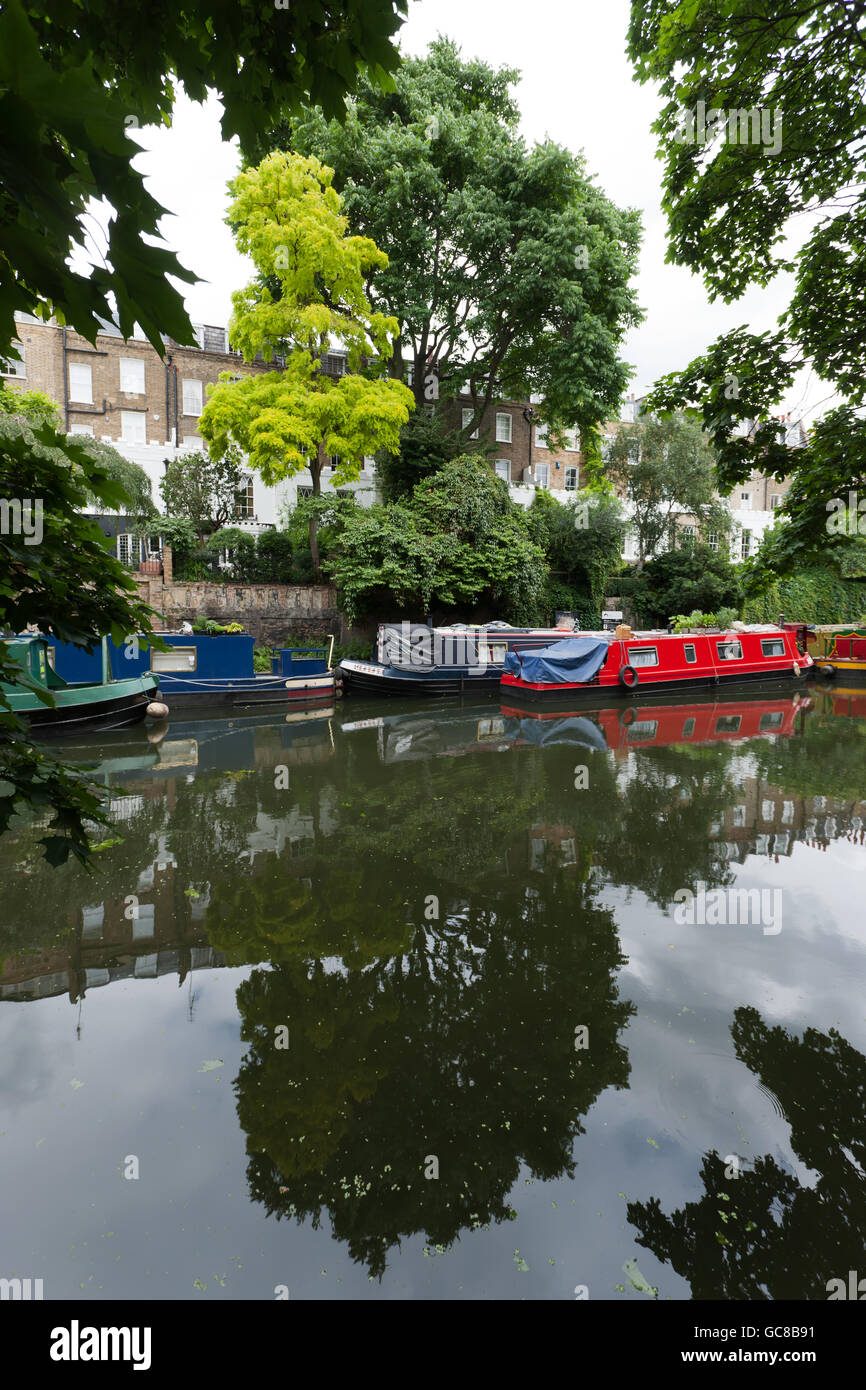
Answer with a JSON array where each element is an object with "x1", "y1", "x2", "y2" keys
[
  {"x1": 535, "y1": 422, "x2": 549, "y2": 448},
  {"x1": 717, "y1": 640, "x2": 743, "y2": 661},
  {"x1": 151, "y1": 647, "x2": 197, "y2": 673},
  {"x1": 494, "y1": 459, "x2": 510, "y2": 482},
  {"x1": 461, "y1": 408, "x2": 479, "y2": 440},
  {"x1": 182, "y1": 378, "x2": 203, "y2": 416},
  {"x1": 771, "y1": 494, "x2": 783, "y2": 509},
  {"x1": 69, "y1": 424, "x2": 95, "y2": 437},
  {"x1": 119, "y1": 357, "x2": 145, "y2": 394},
  {"x1": 0, "y1": 345, "x2": 25, "y2": 377},
  {"x1": 68, "y1": 362, "x2": 93, "y2": 403},
  {"x1": 565, "y1": 465, "x2": 578, "y2": 491},
  {"x1": 761, "y1": 638, "x2": 786, "y2": 657},
  {"x1": 627, "y1": 646, "x2": 659, "y2": 667},
  {"x1": 495, "y1": 412, "x2": 512, "y2": 444},
  {"x1": 120, "y1": 410, "x2": 147, "y2": 444},
  {"x1": 534, "y1": 462, "x2": 549, "y2": 488},
  {"x1": 739, "y1": 491, "x2": 752, "y2": 509}
]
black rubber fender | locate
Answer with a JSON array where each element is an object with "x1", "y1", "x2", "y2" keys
[{"x1": 619, "y1": 663, "x2": 639, "y2": 689}]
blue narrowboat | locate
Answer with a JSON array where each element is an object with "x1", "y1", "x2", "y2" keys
[
  {"x1": 338, "y1": 622, "x2": 584, "y2": 696},
  {"x1": 47, "y1": 632, "x2": 336, "y2": 710}
]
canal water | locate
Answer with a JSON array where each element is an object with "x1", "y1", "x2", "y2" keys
[{"x1": 1, "y1": 686, "x2": 865, "y2": 1301}]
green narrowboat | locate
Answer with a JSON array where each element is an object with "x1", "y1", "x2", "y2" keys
[{"x1": 1, "y1": 634, "x2": 159, "y2": 735}]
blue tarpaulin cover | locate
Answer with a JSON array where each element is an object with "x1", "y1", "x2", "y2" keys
[
  {"x1": 515, "y1": 715, "x2": 608, "y2": 750},
  {"x1": 504, "y1": 636, "x2": 610, "y2": 685}
]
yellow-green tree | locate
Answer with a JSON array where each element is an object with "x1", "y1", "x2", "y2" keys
[{"x1": 200, "y1": 152, "x2": 414, "y2": 573}]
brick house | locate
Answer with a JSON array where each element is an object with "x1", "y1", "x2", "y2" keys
[{"x1": 1, "y1": 314, "x2": 376, "y2": 558}]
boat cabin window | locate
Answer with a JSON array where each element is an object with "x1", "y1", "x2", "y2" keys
[
  {"x1": 759, "y1": 711, "x2": 784, "y2": 731},
  {"x1": 627, "y1": 646, "x2": 659, "y2": 667},
  {"x1": 478, "y1": 642, "x2": 507, "y2": 664},
  {"x1": 715, "y1": 715, "x2": 742, "y2": 734},
  {"x1": 151, "y1": 646, "x2": 197, "y2": 673},
  {"x1": 627, "y1": 720, "x2": 658, "y2": 742},
  {"x1": 716, "y1": 640, "x2": 743, "y2": 661},
  {"x1": 761, "y1": 638, "x2": 786, "y2": 657},
  {"x1": 683, "y1": 643, "x2": 697, "y2": 663},
  {"x1": 681, "y1": 716, "x2": 696, "y2": 737}
]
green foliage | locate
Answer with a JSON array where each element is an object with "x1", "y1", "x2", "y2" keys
[
  {"x1": 323, "y1": 455, "x2": 548, "y2": 624},
  {"x1": 606, "y1": 411, "x2": 730, "y2": 565},
  {"x1": 537, "y1": 490, "x2": 626, "y2": 613},
  {"x1": 191, "y1": 620, "x2": 245, "y2": 636},
  {"x1": 0, "y1": 418, "x2": 163, "y2": 864},
  {"x1": 376, "y1": 409, "x2": 489, "y2": 501},
  {"x1": 540, "y1": 579, "x2": 600, "y2": 631},
  {"x1": 76, "y1": 437, "x2": 156, "y2": 523},
  {"x1": 284, "y1": 36, "x2": 642, "y2": 441},
  {"x1": 742, "y1": 568, "x2": 866, "y2": 626},
  {"x1": 209, "y1": 527, "x2": 257, "y2": 579},
  {"x1": 160, "y1": 448, "x2": 248, "y2": 544},
  {"x1": 629, "y1": 2, "x2": 866, "y2": 580},
  {"x1": 670, "y1": 609, "x2": 738, "y2": 633},
  {"x1": 628, "y1": 545, "x2": 742, "y2": 628},
  {"x1": 0, "y1": 0, "x2": 408, "y2": 358},
  {"x1": 253, "y1": 529, "x2": 294, "y2": 584},
  {"x1": 0, "y1": 381, "x2": 62, "y2": 428},
  {"x1": 200, "y1": 151, "x2": 414, "y2": 572}
]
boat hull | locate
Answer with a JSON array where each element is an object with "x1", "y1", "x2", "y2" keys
[
  {"x1": 814, "y1": 659, "x2": 866, "y2": 684},
  {"x1": 501, "y1": 665, "x2": 812, "y2": 706},
  {"x1": 152, "y1": 674, "x2": 336, "y2": 709},
  {"x1": 339, "y1": 659, "x2": 501, "y2": 697},
  {"x1": 15, "y1": 683, "x2": 157, "y2": 736}
]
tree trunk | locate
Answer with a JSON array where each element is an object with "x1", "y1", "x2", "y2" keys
[{"x1": 309, "y1": 453, "x2": 322, "y2": 580}]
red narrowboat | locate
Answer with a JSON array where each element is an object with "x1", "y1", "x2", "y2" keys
[{"x1": 500, "y1": 626, "x2": 814, "y2": 704}]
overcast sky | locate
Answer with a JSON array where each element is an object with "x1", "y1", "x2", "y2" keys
[{"x1": 124, "y1": 0, "x2": 829, "y2": 424}]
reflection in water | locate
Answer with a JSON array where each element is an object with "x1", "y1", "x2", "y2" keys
[
  {"x1": 628, "y1": 1008, "x2": 866, "y2": 1300},
  {"x1": 1, "y1": 694, "x2": 866, "y2": 1294}
]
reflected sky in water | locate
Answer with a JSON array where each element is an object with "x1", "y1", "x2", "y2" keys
[{"x1": 1, "y1": 687, "x2": 865, "y2": 1300}]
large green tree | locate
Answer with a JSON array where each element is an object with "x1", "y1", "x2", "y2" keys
[
  {"x1": 270, "y1": 37, "x2": 642, "y2": 444},
  {"x1": 160, "y1": 447, "x2": 247, "y2": 545},
  {"x1": 200, "y1": 152, "x2": 414, "y2": 574},
  {"x1": 606, "y1": 412, "x2": 731, "y2": 565},
  {"x1": 0, "y1": 0, "x2": 408, "y2": 356},
  {"x1": 322, "y1": 455, "x2": 549, "y2": 624},
  {"x1": 628, "y1": 1, "x2": 866, "y2": 581}
]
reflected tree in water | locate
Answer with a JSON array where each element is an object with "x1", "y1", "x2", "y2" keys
[{"x1": 627, "y1": 1006, "x2": 866, "y2": 1299}]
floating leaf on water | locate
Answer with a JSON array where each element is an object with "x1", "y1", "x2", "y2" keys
[
  {"x1": 199, "y1": 1059, "x2": 224, "y2": 1072},
  {"x1": 70, "y1": 1078, "x2": 84, "y2": 1089},
  {"x1": 193, "y1": 1278, "x2": 207, "y2": 1291},
  {"x1": 623, "y1": 1258, "x2": 657, "y2": 1298}
]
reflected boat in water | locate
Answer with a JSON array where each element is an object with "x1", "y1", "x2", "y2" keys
[{"x1": 342, "y1": 692, "x2": 812, "y2": 763}]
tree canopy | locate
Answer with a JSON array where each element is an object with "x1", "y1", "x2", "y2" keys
[
  {"x1": 628, "y1": 0, "x2": 866, "y2": 581},
  {"x1": 0, "y1": 400, "x2": 164, "y2": 864},
  {"x1": 322, "y1": 455, "x2": 549, "y2": 624},
  {"x1": 605, "y1": 411, "x2": 731, "y2": 565},
  {"x1": 277, "y1": 37, "x2": 643, "y2": 443},
  {"x1": 0, "y1": 0, "x2": 409, "y2": 358},
  {"x1": 200, "y1": 151, "x2": 414, "y2": 572},
  {"x1": 160, "y1": 447, "x2": 247, "y2": 544}
]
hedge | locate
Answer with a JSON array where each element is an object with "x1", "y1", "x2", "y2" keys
[{"x1": 743, "y1": 568, "x2": 866, "y2": 625}]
